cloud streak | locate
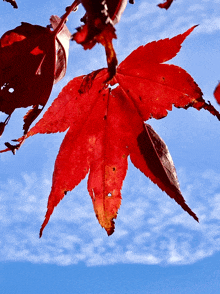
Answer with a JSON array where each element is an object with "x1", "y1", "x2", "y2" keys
[
  {"x1": 1, "y1": 163, "x2": 220, "y2": 266},
  {"x1": 114, "y1": 0, "x2": 220, "y2": 61}
]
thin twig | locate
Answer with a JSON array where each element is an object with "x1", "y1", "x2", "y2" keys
[
  {"x1": 202, "y1": 101, "x2": 220, "y2": 121},
  {"x1": 53, "y1": 0, "x2": 81, "y2": 36}
]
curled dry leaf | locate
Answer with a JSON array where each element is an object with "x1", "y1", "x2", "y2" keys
[
  {"x1": 137, "y1": 123, "x2": 198, "y2": 222},
  {"x1": 73, "y1": 0, "x2": 130, "y2": 79},
  {"x1": 0, "y1": 16, "x2": 71, "y2": 150},
  {"x1": 158, "y1": 0, "x2": 174, "y2": 10},
  {"x1": 50, "y1": 15, "x2": 71, "y2": 84},
  {"x1": 24, "y1": 27, "x2": 217, "y2": 237}
]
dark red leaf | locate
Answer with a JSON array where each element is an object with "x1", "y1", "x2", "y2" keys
[
  {"x1": 72, "y1": 0, "x2": 129, "y2": 79},
  {"x1": 0, "y1": 16, "x2": 71, "y2": 144},
  {"x1": 0, "y1": 22, "x2": 55, "y2": 114},
  {"x1": 3, "y1": 0, "x2": 18, "y2": 9},
  {"x1": 80, "y1": 0, "x2": 128, "y2": 25},
  {"x1": 23, "y1": 106, "x2": 43, "y2": 135},
  {"x1": 0, "y1": 122, "x2": 6, "y2": 137},
  {"x1": 158, "y1": 0, "x2": 174, "y2": 10},
  {"x1": 132, "y1": 123, "x2": 198, "y2": 222}
]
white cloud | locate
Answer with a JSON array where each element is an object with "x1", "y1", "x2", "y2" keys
[
  {"x1": 116, "y1": 0, "x2": 220, "y2": 58},
  {"x1": 121, "y1": 1, "x2": 158, "y2": 23},
  {"x1": 0, "y1": 163, "x2": 220, "y2": 266},
  {"x1": 188, "y1": 4, "x2": 205, "y2": 12}
]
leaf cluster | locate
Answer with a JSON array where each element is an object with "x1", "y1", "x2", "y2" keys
[{"x1": 1, "y1": 0, "x2": 220, "y2": 237}]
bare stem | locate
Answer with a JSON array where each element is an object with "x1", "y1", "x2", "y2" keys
[
  {"x1": 53, "y1": 0, "x2": 81, "y2": 36},
  {"x1": 202, "y1": 101, "x2": 220, "y2": 121}
]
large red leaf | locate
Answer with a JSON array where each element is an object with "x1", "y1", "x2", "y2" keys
[{"x1": 26, "y1": 27, "x2": 219, "y2": 236}]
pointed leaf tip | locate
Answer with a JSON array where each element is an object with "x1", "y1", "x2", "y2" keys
[
  {"x1": 118, "y1": 25, "x2": 197, "y2": 71},
  {"x1": 183, "y1": 25, "x2": 198, "y2": 38},
  {"x1": 39, "y1": 206, "x2": 55, "y2": 238},
  {"x1": 106, "y1": 226, "x2": 115, "y2": 236}
]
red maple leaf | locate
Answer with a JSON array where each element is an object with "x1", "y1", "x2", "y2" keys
[
  {"x1": 24, "y1": 27, "x2": 220, "y2": 236},
  {"x1": 158, "y1": 0, "x2": 174, "y2": 10}
]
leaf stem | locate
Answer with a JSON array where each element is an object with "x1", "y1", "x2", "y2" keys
[
  {"x1": 53, "y1": 0, "x2": 81, "y2": 37},
  {"x1": 202, "y1": 101, "x2": 220, "y2": 121}
]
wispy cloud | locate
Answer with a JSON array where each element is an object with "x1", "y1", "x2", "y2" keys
[
  {"x1": 1, "y1": 164, "x2": 220, "y2": 266},
  {"x1": 115, "y1": 0, "x2": 220, "y2": 61}
]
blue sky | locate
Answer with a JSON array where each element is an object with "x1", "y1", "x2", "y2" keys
[{"x1": 1, "y1": 0, "x2": 220, "y2": 293}]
